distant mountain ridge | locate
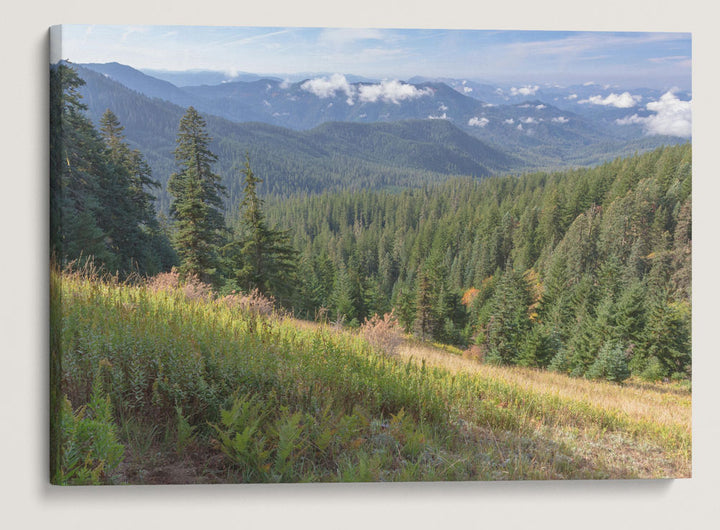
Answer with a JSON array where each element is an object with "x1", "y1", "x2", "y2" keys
[
  {"x1": 71, "y1": 63, "x2": 523, "y2": 213},
  {"x1": 69, "y1": 60, "x2": 686, "y2": 215},
  {"x1": 79, "y1": 61, "x2": 684, "y2": 168}
]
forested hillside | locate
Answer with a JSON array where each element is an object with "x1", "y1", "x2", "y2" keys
[{"x1": 264, "y1": 143, "x2": 691, "y2": 381}]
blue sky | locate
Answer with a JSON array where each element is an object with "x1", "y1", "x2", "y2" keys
[{"x1": 56, "y1": 25, "x2": 692, "y2": 89}]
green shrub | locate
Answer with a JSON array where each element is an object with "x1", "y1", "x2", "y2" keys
[
  {"x1": 54, "y1": 382, "x2": 125, "y2": 485},
  {"x1": 639, "y1": 356, "x2": 666, "y2": 382},
  {"x1": 587, "y1": 341, "x2": 630, "y2": 384}
]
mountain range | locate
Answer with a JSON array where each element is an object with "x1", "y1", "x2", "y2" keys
[{"x1": 69, "y1": 61, "x2": 688, "y2": 210}]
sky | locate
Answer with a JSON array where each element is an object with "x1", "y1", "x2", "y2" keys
[{"x1": 54, "y1": 25, "x2": 692, "y2": 90}]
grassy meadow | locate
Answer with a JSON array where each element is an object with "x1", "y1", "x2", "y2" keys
[{"x1": 50, "y1": 267, "x2": 691, "y2": 485}]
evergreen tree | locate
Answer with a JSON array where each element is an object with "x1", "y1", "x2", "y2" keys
[
  {"x1": 98, "y1": 109, "x2": 172, "y2": 275},
  {"x1": 485, "y1": 269, "x2": 532, "y2": 365},
  {"x1": 225, "y1": 155, "x2": 298, "y2": 301},
  {"x1": 168, "y1": 107, "x2": 226, "y2": 284},
  {"x1": 415, "y1": 267, "x2": 434, "y2": 340},
  {"x1": 394, "y1": 282, "x2": 417, "y2": 333},
  {"x1": 50, "y1": 63, "x2": 113, "y2": 267},
  {"x1": 642, "y1": 293, "x2": 691, "y2": 378}
]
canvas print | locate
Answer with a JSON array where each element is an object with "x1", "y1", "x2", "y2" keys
[{"x1": 49, "y1": 25, "x2": 691, "y2": 485}]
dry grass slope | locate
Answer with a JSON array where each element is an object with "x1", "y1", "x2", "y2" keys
[{"x1": 396, "y1": 341, "x2": 691, "y2": 478}]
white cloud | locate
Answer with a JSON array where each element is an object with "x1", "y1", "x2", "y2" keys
[
  {"x1": 428, "y1": 112, "x2": 448, "y2": 120},
  {"x1": 552, "y1": 116, "x2": 569, "y2": 124},
  {"x1": 518, "y1": 103, "x2": 531, "y2": 108},
  {"x1": 566, "y1": 94, "x2": 578, "y2": 100},
  {"x1": 520, "y1": 117, "x2": 539, "y2": 124},
  {"x1": 463, "y1": 86, "x2": 473, "y2": 94},
  {"x1": 615, "y1": 91, "x2": 691, "y2": 138},
  {"x1": 517, "y1": 124, "x2": 523, "y2": 130},
  {"x1": 439, "y1": 103, "x2": 448, "y2": 111},
  {"x1": 318, "y1": 28, "x2": 385, "y2": 46},
  {"x1": 358, "y1": 80, "x2": 434, "y2": 104},
  {"x1": 536, "y1": 104, "x2": 546, "y2": 110},
  {"x1": 301, "y1": 73, "x2": 355, "y2": 99},
  {"x1": 583, "y1": 81, "x2": 596, "y2": 86},
  {"x1": 649, "y1": 55, "x2": 690, "y2": 65},
  {"x1": 468, "y1": 117, "x2": 489, "y2": 127},
  {"x1": 225, "y1": 67, "x2": 241, "y2": 79},
  {"x1": 262, "y1": 99, "x2": 271, "y2": 107},
  {"x1": 503, "y1": 118, "x2": 515, "y2": 124},
  {"x1": 579, "y1": 92, "x2": 642, "y2": 108},
  {"x1": 482, "y1": 103, "x2": 495, "y2": 107},
  {"x1": 279, "y1": 79, "x2": 291, "y2": 90},
  {"x1": 615, "y1": 115, "x2": 644, "y2": 126},
  {"x1": 510, "y1": 85, "x2": 540, "y2": 96}
]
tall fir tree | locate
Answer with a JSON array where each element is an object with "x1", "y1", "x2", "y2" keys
[
  {"x1": 50, "y1": 63, "x2": 113, "y2": 267},
  {"x1": 98, "y1": 109, "x2": 171, "y2": 275},
  {"x1": 168, "y1": 107, "x2": 226, "y2": 284},
  {"x1": 225, "y1": 155, "x2": 297, "y2": 301}
]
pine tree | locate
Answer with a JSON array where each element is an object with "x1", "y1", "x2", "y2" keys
[
  {"x1": 50, "y1": 63, "x2": 112, "y2": 267},
  {"x1": 415, "y1": 267, "x2": 434, "y2": 340},
  {"x1": 485, "y1": 269, "x2": 532, "y2": 365},
  {"x1": 642, "y1": 292, "x2": 691, "y2": 378},
  {"x1": 98, "y1": 109, "x2": 168, "y2": 275},
  {"x1": 226, "y1": 155, "x2": 297, "y2": 301},
  {"x1": 168, "y1": 107, "x2": 226, "y2": 284}
]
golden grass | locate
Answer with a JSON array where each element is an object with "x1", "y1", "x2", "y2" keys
[
  {"x1": 397, "y1": 342, "x2": 691, "y2": 433},
  {"x1": 396, "y1": 341, "x2": 691, "y2": 479}
]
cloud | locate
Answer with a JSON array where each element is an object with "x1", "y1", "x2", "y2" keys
[
  {"x1": 536, "y1": 104, "x2": 546, "y2": 110},
  {"x1": 439, "y1": 103, "x2": 448, "y2": 111},
  {"x1": 428, "y1": 112, "x2": 448, "y2": 120},
  {"x1": 615, "y1": 91, "x2": 691, "y2": 138},
  {"x1": 318, "y1": 28, "x2": 386, "y2": 47},
  {"x1": 358, "y1": 80, "x2": 434, "y2": 104},
  {"x1": 566, "y1": 94, "x2": 578, "y2": 100},
  {"x1": 301, "y1": 74, "x2": 355, "y2": 99},
  {"x1": 279, "y1": 79, "x2": 291, "y2": 89},
  {"x1": 462, "y1": 86, "x2": 473, "y2": 94},
  {"x1": 552, "y1": 116, "x2": 569, "y2": 124},
  {"x1": 579, "y1": 92, "x2": 642, "y2": 108},
  {"x1": 649, "y1": 55, "x2": 691, "y2": 64},
  {"x1": 503, "y1": 118, "x2": 515, "y2": 124},
  {"x1": 468, "y1": 117, "x2": 489, "y2": 127},
  {"x1": 520, "y1": 117, "x2": 540, "y2": 124},
  {"x1": 510, "y1": 85, "x2": 540, "y2": 96}
]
